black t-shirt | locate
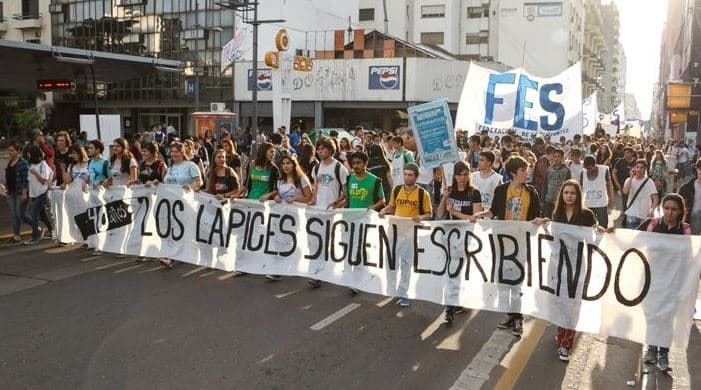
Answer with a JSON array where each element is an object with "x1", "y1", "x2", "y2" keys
[
  {"x1": 227, "y1": 155, "x2": 242, "y2": 171},
  {"x1": 447, "y1": 188, "x2": 482, "y2": 218},
  {"x1": 55, "y1": 149, "x2": 72, "y2": 186},
  {"x1": 5, "y1": 160, "x2": 17, "y2": 194},
  {"x1": 139, "y1": 160, "x2": 165, "y2": 183},
  {"x1": 614, "y1": 158, "x2": 635, "y2": 187},
  {"x1": 213, "y1": 173, "x2": 239, "y2": 194},
  {"x1": 553, "y1": 208, "x2": 597, "y2": 227},
  {"x1": 368, "y1": 159, "x2": 391, "y2": 200}
]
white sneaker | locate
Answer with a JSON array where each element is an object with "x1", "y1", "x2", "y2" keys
[
  {"x1": 557, "y1": 347, "x2": 570, "y2": 362},
  {"x1": 265, "y1": 275, "x2": 281, "y2": 281}
]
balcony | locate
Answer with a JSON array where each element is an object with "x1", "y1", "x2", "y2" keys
[{"x1": 12, "y1": 13, "x2": 43, "y2": 30}]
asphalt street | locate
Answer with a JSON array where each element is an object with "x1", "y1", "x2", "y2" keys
[{"x1": 1, "y1": 239, "x2": 701, "y2": 390}]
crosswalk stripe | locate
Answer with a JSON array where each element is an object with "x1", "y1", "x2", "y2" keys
[
  {"x1": 310, "y1": 303, "x2": 361, "y2": 331},
  {"x1": 181, "y1": 266, "x2": 206, "y2": 277},
  {"x1": 199, "y1": 271, "x2": 217, "y2": 277},
  {"x1": 95, "y1": 260, "x2": 130, "y2": 270},
  {"x1": 217, "y1": 272, "x2": 239, "y2": 280},
  {"x1": 375, "y1": 297, "x2": 394, "y2": 307},
  {"x1": 80, "y1": 255, "x2": 102, "y2": 262},
  {"x1": 114, "y1": 264, "x2": 144, "y2": 274},
  {"x1": 139, "y1": 265, "x2": 166, "y2": 273}
]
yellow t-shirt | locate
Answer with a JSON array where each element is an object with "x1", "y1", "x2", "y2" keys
[
  {"x1": 390, "y1": 186, "x2": 433, "y2": 217},
  {"x1": 505, "y1": 184, "x2": 531, "y2": 221}
]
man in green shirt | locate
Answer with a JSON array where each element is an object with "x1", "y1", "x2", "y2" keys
[
  {"x1": 332, "y1": 151, "x2": 385, "y2": 295},
  {"x1": 334, "y1": 151, "x2": 385, "y2": 210}
]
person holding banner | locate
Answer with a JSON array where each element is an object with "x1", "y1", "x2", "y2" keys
[
  {"x1": 638, "y1": 193, "x2": 691, "y2": 371},
  {"x1": 87, "y1": 140, "x2": 111, "y2": 188},
  {"x1": 379, "y1": 163, "x2": 433, "y2": 307},
  {"x1": 104, "y1": 138, "x2": 138, "y2": 189},
  {"x1": 60, "y1": 143, "x2": 90, "y2": 190},
  {"x1": 473, "y1": 156, "x2": 542, "y2": 336},
  {"x1": 533, "y1": 179, "x2": 597, "y2": 362},
  {"x1": 244, "y1": 142, "x2": 279, "y2": 202},
  {"x1": 159, "y1": 142, "x2": 203, "y2": 269},
  {"x1": 132, "y1": 142, "x2": 167, "y2": 187},
  {"x1": 206, "y1": 149, "x2": 241, "y2": 200},
  {"x1": 437, "y1": 161, "x2": 482, "y2": 325}
]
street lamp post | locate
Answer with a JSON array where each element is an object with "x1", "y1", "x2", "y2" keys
[{"x1": 216, "y1": 0, "x2": 284, "y2": 130}]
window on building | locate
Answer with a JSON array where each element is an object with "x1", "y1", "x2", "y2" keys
[
  {"x1": 466, "y1": 32, "x2": 488, "y2": 45},
  {"x1": 467, "y1": 6, "x2": 487, "y2": 18},
  {"x1": 359, "y1": 8, "x2": 375, "y2": 21},
  {"x1": 21, "y1": 0, "x2": 39, "y2": 19},
  {"x1": 421, "y1": 5, "x2": 445, "y2": 18},
  {"x1": 421, "y1": 32, "x2": 444, "y2": 45}
]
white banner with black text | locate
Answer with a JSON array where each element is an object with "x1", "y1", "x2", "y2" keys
[{"x1": 51, "y1": 184, "x2": 701, "y2": 349}]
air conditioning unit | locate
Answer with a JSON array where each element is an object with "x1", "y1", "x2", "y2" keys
[{"x1": 210, "y1": 102, "x2": 226, "y2": 112}]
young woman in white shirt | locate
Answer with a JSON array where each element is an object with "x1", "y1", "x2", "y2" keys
[
  {"x1": 61, "y1": 143, "x2": 90, "y2": 190},
  {"x1": 23, "y1": 145, "x2": 53, "y2": 244}
]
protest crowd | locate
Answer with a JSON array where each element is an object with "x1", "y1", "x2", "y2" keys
[{"x1": 2, "y1": 121, "x2": 699, "y2": 370}]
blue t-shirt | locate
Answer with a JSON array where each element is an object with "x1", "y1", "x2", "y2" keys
[
  {"x1": 88, "y1": 157, "x2": 111, "y2": 185},
  {"x1": 163, "y1": 161, "x2": 201, "y2": 185}
]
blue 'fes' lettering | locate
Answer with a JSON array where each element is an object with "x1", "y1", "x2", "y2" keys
[{"x1": 484, "y1": 74, "x2": 566, "y2": 131}]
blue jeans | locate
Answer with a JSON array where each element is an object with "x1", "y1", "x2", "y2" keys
[
  {"x1": 7, "y1": 192, "x2": 26, "y2": 236},
  {"x1": 624, "y1": 215, "x2": 644, "y2": 229},
  {"x1": 23, "y1": 192, "x2": 48, "y2": 240}
]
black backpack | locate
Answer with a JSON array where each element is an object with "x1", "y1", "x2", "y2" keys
[{"x1": 312, "y1": 160, "x2": 344, "y2": 197}]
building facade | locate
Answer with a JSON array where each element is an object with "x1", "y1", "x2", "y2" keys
[
  {"x1": 357, "y1": 0, "x2": 492, "y2": 60},
  {"x1": 45, "y1": 0, "x2": 358, "y2": 133},
  {"x1": 0, "y1": 0, "x2": 54, "y2": 136},
  {"x1": 582, "y1": 0, "x2": 605, "y2": 102},
  {"x1": 599, "y1": 3, "x2": 625, "y2": 113}
]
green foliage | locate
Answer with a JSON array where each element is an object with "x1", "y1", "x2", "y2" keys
[{"x1": 14, "y1": 109, "x2": 45, "y2": 134}]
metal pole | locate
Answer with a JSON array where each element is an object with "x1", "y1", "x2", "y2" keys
[
  {"x1": 195, "y1": 1, "x2": 200, "y2": 112},
  {"x1": 252, "y1": 2, "x2": 258, "y2": 129},
  {"x1": 90, "y1": 64, "x2": 102, "y2": 140},
  {"x1": 232, "y1": 8, "x2": 236, "y2": 118}
]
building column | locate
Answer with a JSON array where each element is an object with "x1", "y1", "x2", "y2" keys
[{"x1": 314, "y1": 101, "x2": 324, "y2": 129}]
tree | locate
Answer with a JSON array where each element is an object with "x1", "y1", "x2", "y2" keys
[{"x1": 14, "y1": 109, "x2": 45, "y2": 139}]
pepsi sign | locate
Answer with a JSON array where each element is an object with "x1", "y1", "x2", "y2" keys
[
  {"x1": 247, "y1": 69, "x2": 273, "y2": 91},
  {"x1": 368, "y1": 66, "x2": 400, "y2": 90}
]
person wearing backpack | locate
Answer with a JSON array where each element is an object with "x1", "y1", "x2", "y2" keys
[
  {"x1": 637, "y1": 193, "x2": 691, "y2": 372},
  {"x1": 308, "y1": 137, "x2": 349, "y2": 288},
  {"x1": 473, "y1": 155, "x2": 543, "y2": 336},
  {"x1": 437, "y1": 161, "x2": 482, "y2": 325},
  {"x1": 622, "y1": 159, "x2": 659, "y2": 229},
  {"x1": 379, "y1": 162, "x2": 433, "y2": 307},
  {"x1": 389, "y1": 136, "x2": 415, "y2": 187},
  {"x1": 23, "y1": 145, "x2": 53, "y2": 244}
]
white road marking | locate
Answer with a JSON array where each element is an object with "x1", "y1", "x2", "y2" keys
[
  {"x1": 274, "y1": 289, "x2": 300, "y2": 299},
  {"x1": 420, "y1": 314, "x2": 445, "y2": 341},
  {"x1": 181, "y1": 266, "x2": 206, "y2": 277},
  {"x1": 139, "y1": 265, "x2": 166, "y2": 273},
  {"x1": 217, "y1": 272, "x2": 239, "y2": 280},
  {"x1": 199, "y1": 271, "x2": 217, "y2": 277},
  {"x1": 95, "y1": 260, "x2": 130, "y2": 270},
  {"x1": 80, "y1": 255, "x2": 102, "y2": 263},
  {"x1": 375, "y1": 297, "x2": 394, "y2": 307},
  {"x1": 449, "y1": 328, "x2": 515, "y2": 390},
  {"x1": 310, "y1": 303, "x2": 361, "y2": 331},
  {"x1": 114, "y1": 264, "x2": 144, "y2": 274}
]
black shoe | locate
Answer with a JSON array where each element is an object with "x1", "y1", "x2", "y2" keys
[
  {"x1": 308, "y1": 279, "x2": 322, "y2": 288},
  {"x1": 445, "y1": 311, "x2": 454, "y2": 326},
  {"x1": 453, "y1": 307, "x2": 466, "y2": 314},
  {"x1": 349, "y1": 288, "x2": 359, "y2": 295},
  {"x1": 512, "y1": 319, "x2": 523, "y2": 336},
  {"x1": 497, "y1": 316, "x2": 515, "y2": 329}
]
